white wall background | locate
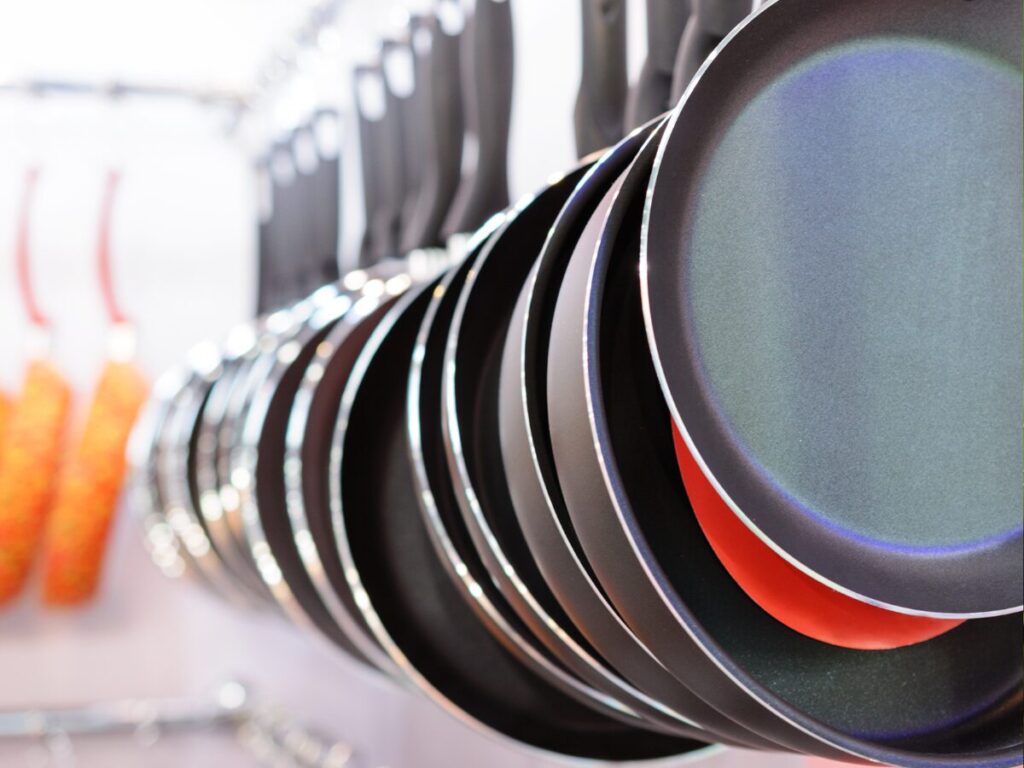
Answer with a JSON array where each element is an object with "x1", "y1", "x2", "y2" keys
[{"x1": 0, "y1": 2, "x2": 816, "y2": 767}]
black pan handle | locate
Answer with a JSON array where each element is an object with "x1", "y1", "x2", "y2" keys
[
  {"x1": 311, "y1": 108, "x2": 342, "y2": 287},
  {"x1": 353, "y1": 63, "x2": 394, "y2": 267},
  {"x1": 401, "y1": 7, "x2": 466, "y2": 251},
  {"x1": 625, "y1": 0, "x2": 690, "y2": 129},
  {"x1": 574, "y1": 0, "x2": 627, "y2": 158},
  {"x1": 291, "y1": 124, "x2": 323, "y2": 298},
  {"x1": 267, "y1": 138, "x2": 301, "y2": 306},
  {"x1": 383, "y1": 37, "x2": 421, "y2": 256},
  {"x1": 255, "y1": 155, "x2": 275, "y2": 314},
  {"x1": 671, "y1": 0, "x2": 751, "y2": 103},
  {"x1": 441, "y1": 0, "x2": 514, "y2": 239},
  {"x1": 398, "y1": 17, "x2": 431, "y2": 251},
  {"x1": 379, "y1": 41, "x2": 412, "y2": 263}
]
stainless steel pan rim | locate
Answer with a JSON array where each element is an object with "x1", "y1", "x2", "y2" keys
[
  {"x1": 283, "y1": 278, "x2": 413, "y2": 678},
  {"x1": 237, "y1": 291, "x2": 337, "y2": 602},
  {"x1": 128, "y1": 370, "x2": 192, "y2": 582},
  {"x1": 499, "y1": 116, "x2": 774, "y2": 748},
  {"x1": 156, "y1": 347, "x2": 256, "y2": 608},
  {"x1": 233, "y1": 285, "x2": 387, "y2": 671},
  {"x1": 411, "y1": 217, "x2": 692, "y2": 732},
  {"x1": 220, "y1": 306, "x2": 297, "y2": 580},
  {"x1": 333, "y1": 271, "x2": 720, "y2": 764},
  {"x1": 440, "y1": 161, "x2": 700, "y2": 729},
  {"x1": 193, "y1": 323, "x2": 278, "y2": 605}
]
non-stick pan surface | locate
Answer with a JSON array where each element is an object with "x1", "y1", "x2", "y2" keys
[
  {"x1": 553, "y1": 124, "x2": 1023, "y2": 765},
  {"x1": 498, "y1": 118, "x2": 782, "y2": 749},
  {"x1": 334, "y1": 277, "x2": 708, "y2": 760},
  {"x1": 410, "y1": 214, "x2": 710, "y2": 740},
  {"x1": 642, "y1": 0, "x2": 1023, "y2": 617},
  {"x1": 442, "y1": 156, "x2": 701, "y2": 729}
]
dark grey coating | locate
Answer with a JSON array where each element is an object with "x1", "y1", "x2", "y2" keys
[
  {"x1": 286, "y1": 294, "x2": 402, "y2": 673},
  {"x1": 411, "y1": 224, "x2": 704, "y2": 736},
  {"x1": 589, "y1": 240, "x2": 1022, "y2": 764},
  {"x1": 159, "y1": 371, "x2": 253, "y2": 606},
  {"x1": 194, "y1": 354, "x2": 278, "y2": 604},
  {"x1": 442, "y1": 157, "x2": 712, "y2": 733},
  {"x1": 336, "y1": 278, "x2": 704, "y2": 759},
  {"x1": 531, "y1": 127, "x2": 780, "y2": 751},
  {"x1": 643, "y1": 0, "x2": 1023, "y2": 615},
  {"x1": 555, "y1": 105, "x2": 1023, "y2": 764},
  {"x1": 491, "y1": 118, "x2": 770, "y2": 746},
  {"x1": 542, "y1": 127, "x2": 826, "y2": 755}
]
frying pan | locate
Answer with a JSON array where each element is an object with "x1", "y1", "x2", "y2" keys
[
  {"x1": 440, "y1": 0, "x2": 513, "y2": 239},
  {"x1": 400, "y1": 7, "x2": 464, "y2": 252},
  {"x1": 332, "y1": 276, "x2": 707, "y2": 760},
  {"x1": 155, "y1": 349, "x2": 256, "y2": 608},
  {"x1": 210, "y1": 316, "x2": 295, "y2": 587},
  {"x1": 440, "y1": 149, "x2": 718, "y2": 735},
  {"x1": 416, "y1": 205, "x2": 703, "y2": 736},
  {"x1": 283, "y1": 270, "x2": 412, "y2": 677},
  {"x1": 641, "y1": 0, "x2": 1023, "y2": 619},
  {"x1": 129, "y1": 371, "x2": 196, "y2": 584},
  {"x1": 232, "y1": 287, "x2": 382, "y2": 667},
  {"x1": 192, "y1": 325, "x2": 278, "y2": 605},
  {"x1": 497, "y1": 122, "x2": 779, "y2": 748},
  {"x1": 445, "y1": 115, "x2": 755, "y2": 740},
  {"x1": 546, "y1": 94, "x2": 1023, "y2": 765},
  {"x1": 642, "y1": 0, "x2": 957, "y2": 650},
  {"x1": 573, "y1": 0, "x2": 627, "y2": 158}
]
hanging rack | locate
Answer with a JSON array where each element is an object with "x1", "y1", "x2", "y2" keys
[
  {"x1": 0, "y1": 0, "x2": 349, "y2": 116},
  {"x1": 0, "y1": 78, "x2": 248, "y2": 108},
  {"x1": 0, "y1": 681, "x2": 355, "y2": 768}
]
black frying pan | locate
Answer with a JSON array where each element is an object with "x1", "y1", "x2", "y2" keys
[
  {"x1": 156, "y1": 356, "x2": 255, "y2": 608},
  {"x1": 332, "y1": 276, "x2": 707, "y2": 760},
  {"x1": 547, "y1": 84, "x2": 1023, "y2": 766},
  {"x1": 440, "y1": 152, "x2": 714, "y2": 734},
  {"x1": 284, "y1": 271, "x2": 408, "y2": 676},
  {"x1": 413, "y1": 208, "x2": 700, "y2": 736},
  {"x1": 192, "y1": 329, "x2": 277, "y2": 604},
  {"x1": 232, "y1": 288, "x2": 379, "y2": 668},
  {"x1": 498, "y1": 119, "x2": 778, "y2": 749},
  {"x1": 642, "y1": 0, "x2": 1022, "y2": 620}
]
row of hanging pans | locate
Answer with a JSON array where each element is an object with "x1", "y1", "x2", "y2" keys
[{"x1": 127, "y1": 0, "x2": 1022, "y2": 765}]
